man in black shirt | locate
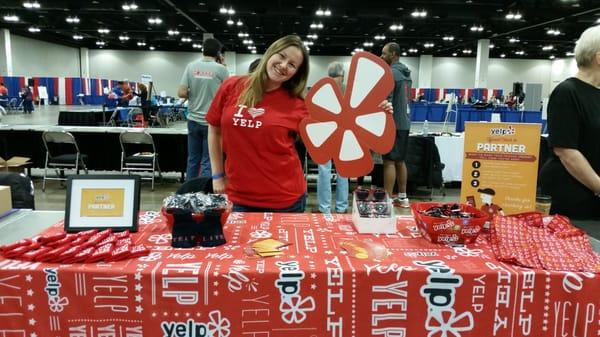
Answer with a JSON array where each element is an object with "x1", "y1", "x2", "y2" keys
[{"x1": 540, "y1": 25, "x2": 600, "y2": 219}]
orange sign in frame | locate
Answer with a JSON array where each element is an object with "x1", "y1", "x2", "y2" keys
[{"x1": 460, "y1": 122, "x2": 541, "y2": 220}]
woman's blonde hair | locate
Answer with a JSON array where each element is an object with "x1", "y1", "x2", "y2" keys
[{"x1": 238, "y1": 35, "x2": 309, "y2": 107}]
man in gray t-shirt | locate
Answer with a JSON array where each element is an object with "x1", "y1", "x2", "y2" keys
[{"x1": 178, "y1": 38, "x2": 229, "y2": 180}]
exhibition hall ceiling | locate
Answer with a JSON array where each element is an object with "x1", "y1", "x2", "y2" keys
[{"x1": 0, "y1": 0, "x2": 599, "y2": 58}]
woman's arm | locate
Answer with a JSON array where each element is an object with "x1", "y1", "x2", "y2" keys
[
  {"x1": 554, "y1": 147, "x2": 600, "y2": 194},
  {"x1": 208, "y1": 125, "x2": 226, "y2": 193}
]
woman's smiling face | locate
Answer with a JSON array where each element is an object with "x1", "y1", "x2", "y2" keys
[{"x1": 265, "y1": 45, "x2": 304, "y2": 87}]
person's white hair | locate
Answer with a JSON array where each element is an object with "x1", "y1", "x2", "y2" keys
[
  {"x1": 327, "y1": 62, "x2": 344, "y2": 78},
  {"x1": 574, "y1": 25, "x2": 600, "y2": 68}
]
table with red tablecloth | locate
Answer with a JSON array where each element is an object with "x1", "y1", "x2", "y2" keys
[{"x1": 1, "y1": 211, "x2": 599, "y2": 337}]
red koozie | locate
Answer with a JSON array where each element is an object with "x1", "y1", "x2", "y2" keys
[
  {"x1": 129, "y1": 245, "x2": 150, "y2": 258},
  {"x1": 116, "y1": 237, "x2": 133, "y2": 246},
  {"x1": 76, "y1": 229, "x2": 99, "y2": 238},
  {"x1": 56, "y1": 245, "x2": 85, "y2": 262},
  {"x1": 0, "y1": 239, "x2": 32, "y2": 253},
  {"x1": 46, "y1": 234, "x2": 76, "y2": 248},
  {"x1": 97, "y1": 235, "x2": 118, "y2": 247},
  {"x1": 109, "y1": 244, "x2": 131, "y2": 261},
  {"x1": 37, "y1": 245, "x2": 72, "y2": 262},
  {"x1": 20, "y1": 247, "x2": 52, "y2": 261},
  {"x1": 114, "y1": 230, "x2": 130, "y2": 239},
  {"x1": 63, "y1": 247, "x2": 95, "y2": 264},
  {"x1": 86, "y1": 243, "x2": 115, "y2": 263},
  {"x1": 3, "y1": 242, "x2": 41, "y2": 259},
  {"x1": 85, "y1": 230, "x2": 113, "y2": 248},
  {"x1": 38, "y1": 232, "x2": 67, "y2": 244}
]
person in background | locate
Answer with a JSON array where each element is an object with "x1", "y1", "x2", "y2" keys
[
  {"x1": 540, "y1": 25, "x2": 600, "y2": 219},
  {"x1": 120, "y1": 81, "x2": 133, "y2": 106},
  {"x1": 136, "y1": 83, "x2": 150, "y2": 122},
  {"x1": 381, "y1": 42, "x2": 412, "y2": 207},
  {"x1": 21, "y1": 86, "x2": 33, "y2": 114},
  {"x1": 0, "y1": 83, "x2": 8, "y2": 96},
  {"x1": 316, "y1": 61, "x2": 349, "y2": 214},
  {"x1": 178, "y1": 38, "x2": 229, "y2": 180}
]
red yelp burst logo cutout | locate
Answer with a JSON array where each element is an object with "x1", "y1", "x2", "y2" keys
[{"x1": 299, "y1": 52, "x2": 395, "y2": 177}]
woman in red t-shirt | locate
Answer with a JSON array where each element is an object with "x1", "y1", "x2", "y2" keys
[{"x1": 206, "y1": 35, "x2": 310, "y2": 212}]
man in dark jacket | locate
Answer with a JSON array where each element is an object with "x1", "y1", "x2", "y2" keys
[{"x1": 381, "y1": 42, "x2": 412, "y2": 207}]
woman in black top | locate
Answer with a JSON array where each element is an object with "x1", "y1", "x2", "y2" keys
[{"x1": 540, "y1": 25, "x2": 600, "y2": 219}]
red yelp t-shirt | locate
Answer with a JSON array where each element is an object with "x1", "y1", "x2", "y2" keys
[{"x1": 206, "y1": 76, "x2": 308, "y2": 208}]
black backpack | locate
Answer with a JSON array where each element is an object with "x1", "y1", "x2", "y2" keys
[{"x1": 0, "y1": 172, "x2": 35, "y2": 209}]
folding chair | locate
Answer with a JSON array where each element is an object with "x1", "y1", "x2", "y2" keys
[
  {"x1": 42, "y1": 130, "x2": 88, "y2": 192},
  {"x1": 120, "y1": 130, "x2": 161, "y2": 190}
]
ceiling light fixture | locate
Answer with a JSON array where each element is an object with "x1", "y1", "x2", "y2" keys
[
  {"x1": 149, "y1": 46, "x2": 155, "y2": 50},
  {"x1": 3, "y1": 15, "x2": 19, "y2": 22},
  {"x1": 500, "y1": 53, "x2": 506, "y2": 58},
  {"x1": 402, "y1": 52, "x2": 407, "y2": 56},
  {"x1": 119, "y1": 35, "x2": 130, "y2": 41},
  {"x1": 566, "y1": 51, "x2": 574, "y2": 56},
  {"x1": 509, "y1": 37, "x2": 520, "y2": 43},
  {"x1": 389, "y1": 24, "x2": 403, "y2": 31},
  {"x1": 219, "y1": 6, "x2": 227, "y2": 14},
  {"x1": 470, "y1": 25, "x2": 484, "y2": 32},
  {"x1": 303, "y1": 41, "x2": 314, "y2": 46},
  {"x1": 137, "y1": 41, "x2": 146, "y2": 46},
  {"x1": 192, "y1": 43, "x2": 202, "y2": 49},
  {"x1": 310, "y1": 22, "x2": 324, "y2": 29},
  {"x1": 73, "y1": 34, "x2": 83, "y2": 40},
  {"x1": 408, "y1": 48, "x2": 418, "y2": 53},
  {"x1": 542, "y1": 45, "x2": 554, "y2": 51},
  {"x1": 549, "y1": 55, "x2": 555, "y2": 59},
  {"x1": 237, "y1": 32, "x2": 249, "y2": 37},
  {"x1": 66, "y1": 16, "x2": 80, "y2": 23},
  {"x1": 168, "y1": 29, "x2": 180, "y2": 36},
  {"x1": 424, "y1": 42, "x2": 435, "y2": 48},
  {"x1": 226, "y1": 18, "x2": 234, "y2": 25},
  {"x1": 374, "y1": 34, "x2": 386, "y2": 40},
  {"x1": 307, "y1": 34, "x2": 318, "y2": 39},
  {"x1": 547, "y1": 29, "x2": 561, "y2": 36},
  {"x1": 462, "y1": 49, "x2": 472, "y2": 54},
  {"x1": 122, "y1": 3, "x2": 138, "y2": 10},
  {"x1": 97, "y1": 28, "x2": 110, "y2": 34},
  {"x1": 236, "y1": 20, "x2": 243, "y2": 26},
  {"x1": 148, "y1": 17, "x2": 162, "y2": 24},
  {"x1": 28, "y1": 26, "x2": 40, "y2": 33},
  {"x1": 452, "y1": 53, "x2": 457, "y2": 56},
  {"x1": 316, "y1": 8, "x2": 323, "y2": 16},
  {"x1": 363, "y1": 41, "x2": 374, "y2": 47},
  {"x1": 227, "y1": 7, "x2": 235, "y2": 15},
  {"x1": 515, "y1": 50, "x2": 525, "y2": 55},
  {"x1": 489, "y1": 44, "x2": 495, "y2": 49},
  {"x1": 505, "y1": 12, "x2": 522, "y2": 20},
  {"x1": 443, "y1": 36, "x2": 454, "y2": 41},
  {"x1": 96, "y1": 41, "x2": 105, "y2": 46},
  {"x1": 23, "y1": 1, "x2": 41, "y2": 9},
  {"x1": 181, "y1": 37, "x2": 191, "y2": 42},
  {"x1": 411, "y1": 9, "x2": 427, "y2": 18},
  {"x1": 251, "y1": 49, "x2": 257, "y2": 54}
]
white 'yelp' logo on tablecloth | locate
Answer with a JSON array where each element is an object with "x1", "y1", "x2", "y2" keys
[
  {"x1": 414, "y1": 260, "x2": 474, "y2": 337},
  {"x1": 275, "y1": 261, "x2": 316, "y2": 324},
  {"x1": 44, "y1": 268, "x2": 70, "y2": 312}
]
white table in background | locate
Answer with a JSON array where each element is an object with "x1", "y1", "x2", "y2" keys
[{"x1": 0, "y1": 210, "x2": 64, "y2": 245}]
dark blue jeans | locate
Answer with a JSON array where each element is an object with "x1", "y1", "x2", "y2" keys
[
  {"x1": 186, "y1": 120, "x2": 211, "y2": 180},
  {"x1": 232, "y1": 194, "x2": 306, "y2": 213}
]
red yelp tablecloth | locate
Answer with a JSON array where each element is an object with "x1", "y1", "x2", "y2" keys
[{"x1": 0, "y1": 211, "x2": 599, "y2": 337}]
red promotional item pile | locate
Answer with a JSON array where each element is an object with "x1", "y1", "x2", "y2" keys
[
  {"x1": 491, "y1": 212, "x2": 600, "y2": 272},
  {"x1": 0, "y1": 229, "x2": 150, "y2": 263}
]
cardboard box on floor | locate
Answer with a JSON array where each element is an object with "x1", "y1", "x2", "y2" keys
[
  {"x1": 0, "y1": 186, "x2": 12, "y2": 215},
  {"x1": 0, "y1": 156, "x2": 31, "y2": 173}
]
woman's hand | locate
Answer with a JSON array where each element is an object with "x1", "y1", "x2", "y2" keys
[
  {"x1": 212, "y1": 177, "x2": 227, "y2": 194},
  {"x1": 378, "y1": 100, "x2": 393, "y2": 114}
]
